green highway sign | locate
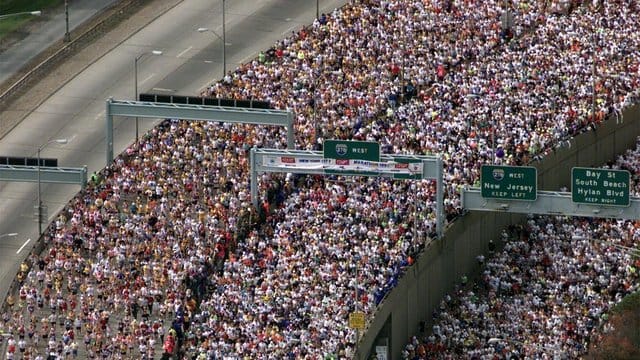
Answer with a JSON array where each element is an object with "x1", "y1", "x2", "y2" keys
[
  {"x1": 323, "y1": 140, "x2": 380, "y2": 175},
  {"x1": 572, "y1": 167, "x2": 630, "y2": 207},
  {"x1": 323, "y1": 139, "x2": 380, "y2": 161},
  {"x1": 481, "y1": 165, "x2": 537, "y2": 201}
]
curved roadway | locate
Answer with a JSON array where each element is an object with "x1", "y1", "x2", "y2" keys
[
  {"x1": 0, "y1": 0, "x2": 119, "y2": 84},
  {"x1": 0, "y1": 0, "x2": 348, "y2": 300}
]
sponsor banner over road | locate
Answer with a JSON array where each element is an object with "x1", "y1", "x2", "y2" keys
[{"x1": 261, "y1": 156, "x2": 423, "y2": 176}]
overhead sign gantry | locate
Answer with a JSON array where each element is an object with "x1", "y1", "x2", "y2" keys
[
  {"x1": 0, "y1": 165, "x2": 87, "y2": 187},
  {"x1": 105, "y1": 98, "x2": 295, "y2": 165},
  {"x1": 249, "y1": 145, "x2": 445, "y2": 238},
  {"x1": 462, "y1": 165, "x2": 638, "y2": 220}
]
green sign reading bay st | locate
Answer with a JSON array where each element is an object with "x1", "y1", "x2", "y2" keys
[
  {"x1": 481, "y1": 165, "x2": 537, "y2": 201},
  {"x1": 323, "y1": 140, "x2": 380, "y2": 176},
  {"x1": 572, "y1": 167, "x2": 630, "y2": 207}
]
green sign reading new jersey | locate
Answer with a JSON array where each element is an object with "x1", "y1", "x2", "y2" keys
[
  {"x1": 481, "y1": 165, "x2": 537, "y2": 201},
  {"x1": 323, "y1": 140, "x2": 380, "y2": 175},
  {"x1": 572, "y1": 167, "x2": 630, "y2": 207}
]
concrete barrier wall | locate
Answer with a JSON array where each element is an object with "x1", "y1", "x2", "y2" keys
[
  {"x1": 360, "y1": 103, "x2": 640, "y2": 359},
  {"x1": 359, "y1": 211, "x2": 525, "y2": 359},
  {"x1": 536, "y1": 104, "x2": 640, "y2": 191}
]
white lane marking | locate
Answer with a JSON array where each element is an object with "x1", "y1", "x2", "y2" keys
[
  {"x1": 203, "y1": 60, "x2": 213, "y2": 63},
  {"x1": 177, "y1": 46, "x2": 193, "y2": 58},
  {"x1": 94, "y1": 110, "x2": 105, "y2": 121},
  {"x1": 139, "y1": 73, "x2": 155, "y2": 86},
  {"x1": 282, "y1": 24, "x2": 298, "y2": 36},
  {"x1": 201, "y1": 78, "x2": 220, "y2": 92},
  {"x1": 16, "y1": 238, "x2": 31, "y2": 254},
  {"x1": 239, "y1": 52, "x2": 256, "y2": 65},
  {"x1": 151, "y1": 88, "x2": 176, "y2": 93}
]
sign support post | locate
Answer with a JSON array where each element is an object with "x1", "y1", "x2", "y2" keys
[{"x1": 250, "y1": 147, "x2": 258, "y2": 207}]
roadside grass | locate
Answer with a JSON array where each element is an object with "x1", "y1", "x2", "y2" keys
[
  {"x1": 0, "y1": 0, "x2": 63, "y2": 40},
  {"x1": 586, "y1": 291, "x2": 640, "y2": 359}
]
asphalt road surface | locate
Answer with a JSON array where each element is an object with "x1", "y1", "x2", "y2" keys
[
  {"x1": 0, "y1": 0, "x2": 348, "y2": 304},
  {"x1": 0, "y1": 0, "x2": 119, "y2": 84}
]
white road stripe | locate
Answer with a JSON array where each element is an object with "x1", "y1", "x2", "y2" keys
[
  {"x1": 16, "y1": 238, "x2": 31, "y2": 254},
  {"x1": 139, "y1": 73, "x2": 155, "y2": 85},
  {"x1": 239, "y1": 54, "x2": 254, "y2": 65},
  {"x1": 201, "y1": 79, "x2": 218, "y2": 91},
  {"x1": 282, "y1": 24, "x2": 298, "y2": 36},
  {"x1": 177, "y1": 46, "x2": 193, "y2": 58},
  {"x1": 94, "y1": 110, "x2": 105, "y2": 120},
  {"x1": 151, "y1": 88, "x2": 176, "y2": 92}
]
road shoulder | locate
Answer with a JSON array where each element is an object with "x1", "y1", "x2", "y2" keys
[{"x1": 0, "y1": 0, "x2": 184, "y2": 139}]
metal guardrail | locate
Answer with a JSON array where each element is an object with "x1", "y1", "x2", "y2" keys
[
  {"x1": 0, "y1": 1, "x2": 150, "y2": 357},
  {"x1": 0, "y1": 0, "x2": 146, "y2": 109}
]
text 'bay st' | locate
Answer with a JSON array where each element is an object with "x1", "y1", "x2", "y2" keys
[{"x1": 572, "y1": 168, "x2": 630, "y2": 206}]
